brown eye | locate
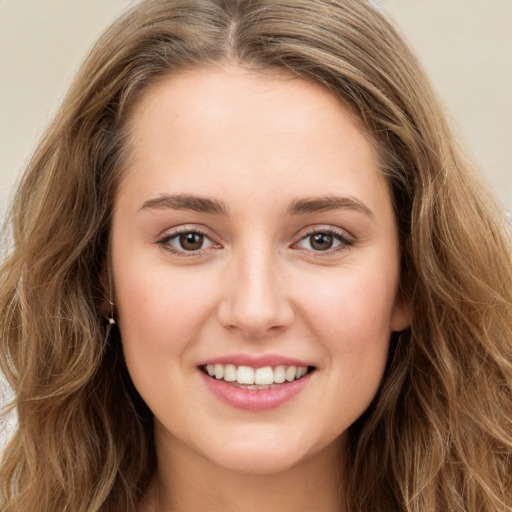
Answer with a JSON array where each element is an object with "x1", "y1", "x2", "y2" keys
[
  {"x1": 295, "y1": 228, "x2": 354, "y2": 254},
  {"x1": 179, "y1": 232, "x2": 204, "y2": 251},
  {"x1": 309, "y1": 232, "x2": 334, "y2": 251},
  {"x1": 159, "y1": 230, "x2": 215, "y2": 254}
]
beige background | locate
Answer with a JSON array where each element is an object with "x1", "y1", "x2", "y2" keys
[{"x1": 1, "y1": 0, "x2": 511, "y2": 221}]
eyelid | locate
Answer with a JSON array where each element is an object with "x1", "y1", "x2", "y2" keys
[
  {"x1": 154, "y1": 223, "x2": 355, "y2": 258},
  {"x1": 155, "y1": 225, "x2": 221, "y2": 257},
  {"x1": 292, "y1": 225, "x2": 356, "y2": 255}
]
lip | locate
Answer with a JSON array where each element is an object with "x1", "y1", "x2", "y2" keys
[
  {"x1": 199, "y1": 366, "x2": 314, "y2": 411},
  {"x1": 198, "y1": 353, "x2": 312, "y2": 368}
]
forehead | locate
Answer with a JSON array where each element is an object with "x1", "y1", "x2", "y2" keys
[
  {"x1": 125, "y1": 65, "x2": 373, "y2": 156},
  {"x1": 118, "y1": 65, "x2": 390, "y2": 215}
]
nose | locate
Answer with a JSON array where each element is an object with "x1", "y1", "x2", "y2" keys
[{"x1": 216, "y1": 247, "x2": 294, "y2": 338}]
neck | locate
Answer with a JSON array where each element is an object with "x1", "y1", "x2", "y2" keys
[{"x1": 141, "y1": 431, "x2": 348, "y2": 512}]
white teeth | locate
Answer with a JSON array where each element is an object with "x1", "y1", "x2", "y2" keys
[
  {"x1": 224, "y1": 364, "x2": 236, "y2": 382},
  {"x1": 214, "y1": 364, "x2": 224, "y2": 380},
  {"x1": 237, "y1": 366, "x2": 255, "y2": 385},
  {"x1": 274, "y1": 365, "x2": 286, "y2": 383},
  {"x1": 254, "y1": 366, "x2": 274, "y2": 385},
  {"x1": 285, "y1": 366, "x2": 297, "y2": 382},
  {"x1": 204, "y1": 363, "x2": 310, "y2": 385}
]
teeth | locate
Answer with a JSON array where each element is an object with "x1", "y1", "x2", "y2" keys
[
  {"x1": 297, "y1": 366, "x2": 307, "y2": 378},
  {"x1": 255, "y1": 366, "x2": 274, "y2": 385},
  {"x1": 237, "y1": 366, "x2": 255, "y2": 384},
  {"x1": 214, "y1": 364, "x2": 224, "y2": 380},
  {"x1": 224, "y1": 364, "x2": 236, "y2": 382},
  {"x1": 285, "y1": 366, "x2": 297, "y2": 382},
  {"x1": 274, "y1": 365, "x2": 286, "y2": 383},
  {"x1": 204, "y1": 363, "x2": 311, "y2": 386}
]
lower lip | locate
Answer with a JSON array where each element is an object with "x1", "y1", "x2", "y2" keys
[{"x1": 200, "y1": 371, "x2": 313, "y2": 411}]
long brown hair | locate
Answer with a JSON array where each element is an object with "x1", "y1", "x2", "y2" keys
[{"x1": 1, "y1": 1, "x2": 511, "y2": 510}]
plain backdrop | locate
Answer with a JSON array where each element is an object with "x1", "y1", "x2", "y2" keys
[{"x1": 0, "y1": 0, "x2": 511, "y2": 442}]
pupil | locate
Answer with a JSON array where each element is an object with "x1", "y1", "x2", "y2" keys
[
  {"x1": 311, "y1": 233, "x2": 333, "y2": 251},
  {"x1": 180, "y1": 232, "x2": 203, "y2": 250}
]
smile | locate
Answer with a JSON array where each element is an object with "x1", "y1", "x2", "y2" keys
[
  {"x1": 202, "y1": 364, "x2": 312, "y2": 388},
  {"x1": 199, "y1": 361, "x2": 316, "y2": 410}
]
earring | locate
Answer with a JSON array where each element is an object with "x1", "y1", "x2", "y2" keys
[
  {"x1": 105, "y1": 265, "x2": 116, "y2": 326},
  {"x1": 107, "y1": 298, "x2": 116, "y2": 325}
]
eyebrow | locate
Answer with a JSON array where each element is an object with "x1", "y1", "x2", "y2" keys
[
  {"x1": 138, "y1": 193, "x2": 373, "y2": 218},
  {"x1": 287, "y1": 196, "x2": 374, "y2": 217},
  {"x1": 139, "y1": 194, "x2": 229, "y2": 215}
]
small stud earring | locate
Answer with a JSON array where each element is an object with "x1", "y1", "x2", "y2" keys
[
  {"x1": 107, "y1": 298, "x2": 116, "y2": 325},
  {"x1": 105, "y1": 265, "x2": 116, "y2": 326}
]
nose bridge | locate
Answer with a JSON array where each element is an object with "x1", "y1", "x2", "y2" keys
[{"x1": 218, "y1": 239, "x2": 293, "y2": 337}]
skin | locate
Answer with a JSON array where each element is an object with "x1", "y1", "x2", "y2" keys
[{"x1": 111, "y1": 65, "x2": 410, "y2": 512}]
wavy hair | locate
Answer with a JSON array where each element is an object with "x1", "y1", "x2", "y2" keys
[{"x1": 1, "y1": 0, "x2": 511, "y2": 510}]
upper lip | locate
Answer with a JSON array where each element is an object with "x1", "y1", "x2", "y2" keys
[{"x1": 198, "y1": 353, "x2": 314, "y2": 368}]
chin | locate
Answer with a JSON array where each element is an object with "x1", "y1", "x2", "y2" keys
[
  {"x1": 196, "y1": 428, "x2": 338, "y2": 476},
  {"x1": 207, "y1": 447, "x2": 307, "y2": 475}
]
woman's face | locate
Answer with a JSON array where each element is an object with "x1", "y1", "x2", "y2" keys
[{"x1": 111, "y1": 66, "x2": 409, "y2": 474}]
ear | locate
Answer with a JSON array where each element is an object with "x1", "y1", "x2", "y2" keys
[{"x1": 390, "y1": 293, "x2": 412, "y2": 332}]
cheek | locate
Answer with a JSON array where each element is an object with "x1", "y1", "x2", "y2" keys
[
  {"x1": 113, "y1": 261, "x2": 217, "y2": 379},
  {"x1": 302, "y1": 269, "x2": 398, "y2": 348},
  {"x1": 300, "y1": 268, "x2": 397, "y2": 407}
]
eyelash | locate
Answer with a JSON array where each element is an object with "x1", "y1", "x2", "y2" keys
[
  {"x1": 156, "y1": 226, "x2": 355, "y2": 258},
  {"x1": 156, "y1": 227, "x2": 218, "y2": 258},
  {"x1": 293, "y1": 227, "x2": 355, "y2": 256}
]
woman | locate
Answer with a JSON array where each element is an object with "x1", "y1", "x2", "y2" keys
[{"x1": 1, "y1": 0, "x2": 511, "y2": 510}]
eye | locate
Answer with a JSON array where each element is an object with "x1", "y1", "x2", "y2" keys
[
  {"x1": 158, "y1": 229, "x2": 216, "y2": 254},
  {"x1": 295, "y1": 228, "x2": 354, "y2": 253}
]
